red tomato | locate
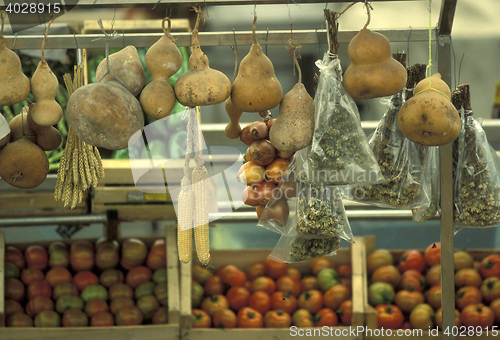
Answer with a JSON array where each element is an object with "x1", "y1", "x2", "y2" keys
[
  {"x1": 276, "y1": 275, "x2": 301, "y2": 297},
  {"x1": 286, "y1": 267, "x2": 302, "y2": 282},
  {"x1": 399, "y1": 270, "x2": 425, "y2": 292},
  {"x1": 264, "y1": 309, "x2": 292, "y2": 328},
  {"x1": 375, "y1": 304, "x2": 404, "y2": 329},
  {"x1": 310, "y1": 257, "x2": 335, "y2": 275},
  {"x1": 337, "y1": 264, "x2": 352, "y2": 278},
  {"x1": 249, "y1": 291, "x2": 272, "y2": 315},
  {"x1": 424, "y1": 242, "x2": 441, "y2": 266},
  {"x1": 292, "y1": 309, "x2": 313, "y2": 327},
  {"x1": 454, "y1": 251, "x2": 474, "y2": 271},
  {"x1": 271, "y1": 291, "x2": 297, "y2": 315},
  {"x1": 204, "y1": 275, "x2": 225, "y2": 296},
  {"x1": 456, "y1": 286, "x2": 483, "y2": 311},
  {"x1": 338, "y1": 300, "x2": 352, "y2": 326},
  {"x1": 264, "y1": 258, "x2": 288, "y2": 279},
  {"x1": 314, "y1": 308, "x2": 338, "y2": 327},
  {"x1": 425, "y1": 265, "x2": 441, "y2": 287},
  {"x1": 251, "y1": 276, "x2": 276, "y2": 294},
  {"x1": 245, "y1": 262, "x2": 265, "y2": 281},
  {"x1": 461, "y1": 304, "x2": 495, "y2": 328},
  {"x1": 409, "y1": 303, "x2": 434, "y2": 329},
  {"x1": 300, "y1": 277, "x2": 319, "y2": 291},
  {"x1": 481, "y1": 277, "x2": 500, "y2": 303},
  {"x1": 201, "y1": 295, "x2": 229, "y2": 316},
  {"x1": 479, "y1": 255, "x2": 500, "y2": 279},
  {"x1": 398, "y1": 250, "x2": 425, "y2": 273},
  {"x1": 490, "y1": 298, "x2": 500, "y2": 324},
  {"x1": 323, "y1": 284, "x2": 351, "y2": 310},
  {"x1": 297, "y1": 290, "x2": 323, "y2": 314},
  {"x1": 226, "y1": 286, "x2": 250, "y2": 311},
  {"x1": 455, "y1": 268, "x2": 482, "y2": 288},
  {"x1": 212, "y1": 308, "x2": 237, "y2": 329},
  {"x1": 435, "y1": 307, "x2": 461, "y2": 330},
  {"x1": 367, "y1": 250, "x2": 393, "y2": 275},
  {"x1": 192, "y1": 309, "x2": 211, "y2": 328},
  {"x1": 425, "y1": 285, "x2": 442, "y2": 310},
  {"x1": 219, "y1": 265, "x2": 247, "y2": 287},
  {"x1": 395, "y1": 290, "x2": 425, "y2": 313},
  {"x1": 237, "y1": 307, "x2": 263, "y2": 328},
  {"x1": 371, "y1": 265, "x2": 401, "y2": 288}
]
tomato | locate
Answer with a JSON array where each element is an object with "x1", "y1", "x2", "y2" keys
[
  {"x1": 337, "y1": 300, "x2": 352, "y2": 326},
  {"x1": 237, "y1": 307, "x2": 263, "y2": 328},
  {"x1": 454, "y1": 251, "x2": 474, "y2": 271},
  {"x1": 461, "y1": 304, "x2": 495, "y2": 328},
  {"x1": 264, "y1": 309, "x2": 292, "y2": 328},
  {"x1": 204, "y1": 275, "x2": 225, "y2": 296},
  {"x1": 375, "y1": 304, "x2": 403, "y2": 329},
  {"x1": 435, "y1": 307, "x2": 461, "y2": 330},
  {"x1": 424, "y1": 242, "x2": 441, "y2": 266},
  {"x1": 226, "y1": 286, "x2": 250, "y2": 311},
  {"x1": 479, "y1": 255, "x2": 500, "y2": 279},
  {"x1": 249, "y1": 291, "x2": 272, "y2": 315},
  {"x1": 456, "y1": 286, "x2": 482, "y2": 311},
  {"x1": 337, "y1": 264, "x2": 352, "y2": 278},
  {"x1": 271, "y1": 291, "x2": 297, "y2": 315},
  {"x1": 219, "y1": 265, "x2": 247, "y2": 287},
  {"x1": 317, "y1": 268, "x2": 340, "y2": 292},
  {"x1": 425, "y1": 265, "x2": 441, "y2": 287},
  {"x1": 367, "y1": 250, "x2": 393, "y2": 274},
  {"x1": 409, "y1": 303, "x2": 434, "y2": 329},
  {"x1": 368, "y1": 282, "x2": 395, "y2": 307},
  {"x1": 286, "y1": 267, "x2": 302, "y2": 282},
  {"x1": 481, "y1": 277, "x2": 500, "y2": 302},
  {"x1": 192, "y1": 265, "x2": 212, "y2": 285},
  {"x1": 395, "y1": 290, "x2": 425, "y2": 313},
  {"x1": 314, "y1": 308, "x2": 338, "y2": 327},
  {"x1": 297, "y1": 290, "x2": 323, "y2": 314},
  {"x1": 398, "y1": 250, "x2": 425, "y2": 273},
  {"x1": 212, "y1": 308, "x2": 237, "y2": 328},
  {"x1": 323, "y1": 284, "x2": 350, "y2": 310},
  {"x1": 292, "y1": 308, "x2": 313, "y2": 327},
  {"x1": 371, "y1": 265, "x2": 401, "y2": 288},
  {"x1": 399, "y1": 270, "x2": 425, "y2": 292},
  {"x1": 300, "y1": 276, "x2": 319, "y2": 291},
  {"x1": 490, "y1": 298, "x2": 500, "y2": 324},
  {"x1": 251, "y1": 276, "x2": 276, "y2": 294},
  {"x1": 245, "y1": 262, "x2": 265, "y2": 281},
  {"x1": 201, "y1": 295, "x2": 229, "y2": 316},
  {"x1": 192, "y1": 281, "x2": 205, "y2": 308},
  {"x1": 310, "y1": 257, "x2": 335, "y2": 275},
  {"x1": 264, "y1": 257, "x2": 288, "y2": 279},
  {"x1": 276, "y1": 275, "x2": 301, "y2": 297},
  {"x1": 425, "y1": 285, "x2": 442, "y2": 310},
  {"x1": 454, "y1": 268, "x2": 482, "y2": 288},
  {"x1": 192, "y1": 309, "x2": 211, "y2": 328}
]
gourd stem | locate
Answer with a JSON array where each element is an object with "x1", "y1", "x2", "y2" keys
[
  {"x1": 162, "y1": 17, "x2": 171, "y2": 36},
  {"x1": 230, "y1": 45, "x2": 238, "y2": 84},
  {"x1": 363, "y1": 2, "x2": 372, "y2": 29},
  {"x1": 287, "y1": 40, "x2": 302, "y2": 84},
  {"x1": 324, "y1": 9, "x2": 339, "y2": 55},
  {"x1": 252, "y1": 15, "x2": 257, "y2": 45},
  {"x1": 41, "y1": 15, "x2": 55, "y2": 62},
  {"x1": 193, "y1": 7, "x2": 202, "y2": 32}
]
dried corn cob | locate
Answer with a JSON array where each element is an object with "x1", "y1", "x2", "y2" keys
[
  {"x1": 193, "y1": 166, "x2": 210, "y2": 266},
  {"x1": 177, "y1": 182, "x2": 193, "y2": 263}
]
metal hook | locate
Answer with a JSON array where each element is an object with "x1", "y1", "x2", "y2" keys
[
  {"x1": 315, "y1": 27, "x2": 322, "y2": 57},
  {"x1": 204, "y1": 0, "x2": 209, "y2": 17},
  {"x1": 152, "y1": 0, "x2": 161, "y2": 10},
  {"x1": 406, "y1": 26, "x2": 412, "y2": 66},
  {"x1": 232, "y1": 28, "x2": 237, "y2": 51},
  {"x1": 265, "y1": 28, "x2": 269, "y2": 55},
  {"x1": 12, "y1": 33, "x2": 18, "y2": 49},
  {"x1": 73, "y1": 33, "x2": 83, "y2": 66},
  {"x1": 122, "y1": 29, "x2": 125, "y2": 48}
]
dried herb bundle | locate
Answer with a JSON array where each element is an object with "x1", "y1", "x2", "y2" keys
[{"x1": 289, "y1": 236, "x2": 341, "y2": 262}]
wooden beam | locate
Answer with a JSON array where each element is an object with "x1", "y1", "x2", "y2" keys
[{"x1": 438, "y1": 0, "x2": 458, "y2": 36}]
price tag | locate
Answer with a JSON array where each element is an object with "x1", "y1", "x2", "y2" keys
[{"x1": 0, "y1": 114, "x2": 11, "y2": 140}]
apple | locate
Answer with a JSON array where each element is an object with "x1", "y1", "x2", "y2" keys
[
  {"x1": 26, "y1": 296, "x2": 55, "y2": 317},
  {"x1": 192, "y1": 264, "x2": 212, "y2": 285},
  {"x1": 146, "y1": 239, "x2": 166, "y2": 270},
  {"x1": 20, "y1": 268, "x2": 44, "y2": 286},
  {"x1": 45, "y1": 267, "x2": 72, "y2": 287},
  {"x1": 63, "y1": 309, "x2": 89, "y2": 327},
  {"x1": 153, "y1": 268, "x2": 167, "y2": 284},
  {"x1": 115, "y1": 306, "x2": 144, "y2": 326},
  {"x1": 81, "y1": 284, "x2": 108, "y2": 303},
  {"x1": 53, "y1": 282, "x2": 79, "y2": 300},
  {"x1": 110, "y1": 297, "x2": 135, "y2": 315},
  {"x1": 99, "y1": 269, "x2": 124, "y2": 288},
  {"x1": 90, "y1": 311, "x2": 115, "y2": 327},
  {"x1": 85, "y1": 299, "x2": 109, "y2": 318},
  {"x1": 5, "y1": 262, "x2": 20, "y2": 280},
  {"x1": 5, "y1": 246, "x2": 26, "y2": 269},
  {"x1": 34, "y1": 310, "x2": 61, "y2": 327},
  {"x1": 70, "y1": 240, "x2": 94, "y2": 272},
  {"x1": 152, "y1": 307, "x2": 168, "y2": 324},
  {"x1": 121, "y1": 238, "x2": 148, "y2": 270},
  {"x1": 135, "y1": 281, "x2": 156, "y2": 300},
  {"x1": 7, "y1": 312, "x2": 34, "y2": 327},
  {"x1": 27, "y1": 280, "x2": 52, "y2": 300},
  {"x1": 73, "y1": 271, "x2": 99, "y2": 291},
  {"x1": 48, "y1": 241, "x2": 67, "y2": 254},
  {"x1": 5, "y1": 278, "x2": 25, "y2": 302},
  {"x1": 137, "y1": 295, "x2": 160, "y2": 320},
  {"x1": 126, "y1": 265, "x2": 153, "y2": 289},
  {"x1": 155, "y1": 283, "x2": 168, "y2": 306},
  {"x1": 56, "y1": 295, "x2": 84, "y2": 314},
  {"x1": 49, "y1": 242, "x2": 70, "y2": 268},
  {"x1": 95, "y1": 240, "x2": 120, "y2": 271},
  {"x1": 5, "y1": 299, "x2": 24, "y2": 319},
  {"x1": 25, "y1": 245, "x2": 49, "y2": 270},
  {"x1": 109, "y1": 283, "x2": 133, "y2": 300}
]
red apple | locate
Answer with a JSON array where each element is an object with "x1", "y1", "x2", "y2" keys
[
  {"x1": 70, "y1": 240, "x2": 94, "y2": 272},
  {"x1": 115, "y1": 306, "x2": 144, "y2": 326},
  {"x1": 109, "y1": 283, "x2": 133, "y2": 300},
  {"x1": 27, "y1": 280, "x2": 52, "y2": 300},
  {"x1": 5, "y1": 299, "x2": 24, "y2": 319},
  {"x1": 7, "y1": 312, "x2": 34, "y2": 327},
  {"x1": 25, "y1": 245, "x2": 48, "y2": 271},
  {"x1": 85, "y1": 299, "x2": 109, "y2": 318},
  {"x1": 99, "y1": 268, "x2": 124, "y2": 288},
  {"x1": 126, "y1": 266, "x2": 153, "y2": 289},
  {"x1": 121, "y1": 238, "x2": 148, "y2": 270},
  {"x1": 20, "y1": 268, "x2": 44, "y2": 286},
  {"x1": 95, "y1": 240, "x2": 120, "y2": 271},
  {"x1": 53, "y1": 282, "x2": 79, "y2": 300},
  {"x1": 110, "y1": 297, "x2": 135, "y2": 315},
  {"x1": 90, "y1": 311, "x2": 115, "y2": 327},
  {"x1": 34, "y1": 310, "x2": 61, "y2": 327},
  {"x1": 5, "y1": 246, "x2": 26, "y2": 269},
  {"x1": 137, "y1": 295, "x2": 160, "y2": 320},
  {"x1": 55, "y1": 295, "x2": 84, "y2": 314},
  {"x1": 5, "y1": 278, "x2": 25, "y2": 302},
  {"x1": 152, "y1": 307, "x2": 168, "y2": 324},
  {"x1": 45, "y1": 267, "x2": 72, "y2": 287},
  {"x1": 146, "y1": 239, "x2": 166, "y2": 270},
  {"x1": 62, "y1": 309, "x2": 89, "y2": 327},
  {"x1": 73, "y1": 271, "x2": 99, "y2": 291},
  {"x1": 26, "y1": 296, "x2": 55, "y2": 317}
]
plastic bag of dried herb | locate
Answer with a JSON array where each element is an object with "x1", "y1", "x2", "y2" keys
[
  {"x1": 301, "y1": 52, "x2": 383, "y2": 186},
  {"x1": 412, "y1": 144, "x2": 440, "y2": 222},
  {"x1": 454, "y1": 112, "x2": 500, "y2": 232}
]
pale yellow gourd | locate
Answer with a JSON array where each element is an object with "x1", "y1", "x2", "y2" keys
[
  {"x1": 0, "y1": 32, "x2": 30, "y2": 106},
  {"x1": 30, "y1": 60, "x2": 63, "y2": 126}
]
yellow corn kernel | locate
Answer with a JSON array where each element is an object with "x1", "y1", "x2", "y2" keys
[
  {"x1": 177, "y1": 187, "x2": 193, "y2": 263},
  {"x1": 193, "y1": 166, "x2": 210, "y2": 266}
]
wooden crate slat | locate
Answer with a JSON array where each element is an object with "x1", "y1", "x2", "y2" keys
[
  {"x1": 0, "y1": 193, "x2": 86, "y2": 209},
  {"x1": 0, "y1": 207, "x2": 88, "y2": 217},
  {"x1": 0, "y1": 231, "x2": 4, "y2": 327},
  {"x1": 166, "y1": 223, "x2": 180, "y2": 325},
  {"x1": 93, "y1": 186, "x2": 172, "y2": 204},
  {"x1": 100, "y1": 160, "x2": 184, "y2": 186}
]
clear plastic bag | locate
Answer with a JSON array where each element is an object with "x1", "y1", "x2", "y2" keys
[
  {"x1": 454, "y1": 113, "x2": 500, "y2": 231},
  {"x1": 302, "y1": 53, "x2": 383, "y2": 186},
  {"x1": 412, "y1": 145, "x2": 440, "y2": 222},
  {"x1": 354, "y1": 93, "x2": 431, "y2": 209},
  {"x1": 269, "y1": 232, "x2": 342, "y2": 263}
]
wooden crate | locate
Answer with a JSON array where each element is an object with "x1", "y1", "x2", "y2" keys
[
  {"x1": 362, "y1": 235, "x2": 499, "y2": 340},
  {"x1": 0, "y1": 225, "x2": 181, "y2": 339},
  {"x1": 179, "y1": 238, "x2": 366, "y2": 340},
  {"x1": 0, "y1": 176, "x2": 88, "y2": 217}
]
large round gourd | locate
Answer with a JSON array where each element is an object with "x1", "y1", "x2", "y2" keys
[
  {"x1": 0, "y1": 37, "x2": 30, "y2": 106},
  {"x1": 343, "y1": 29, "x2": 407, "y2": 99},
  {"x1": 66, "y1": 81, "x2": 145, "y2": 150}
]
